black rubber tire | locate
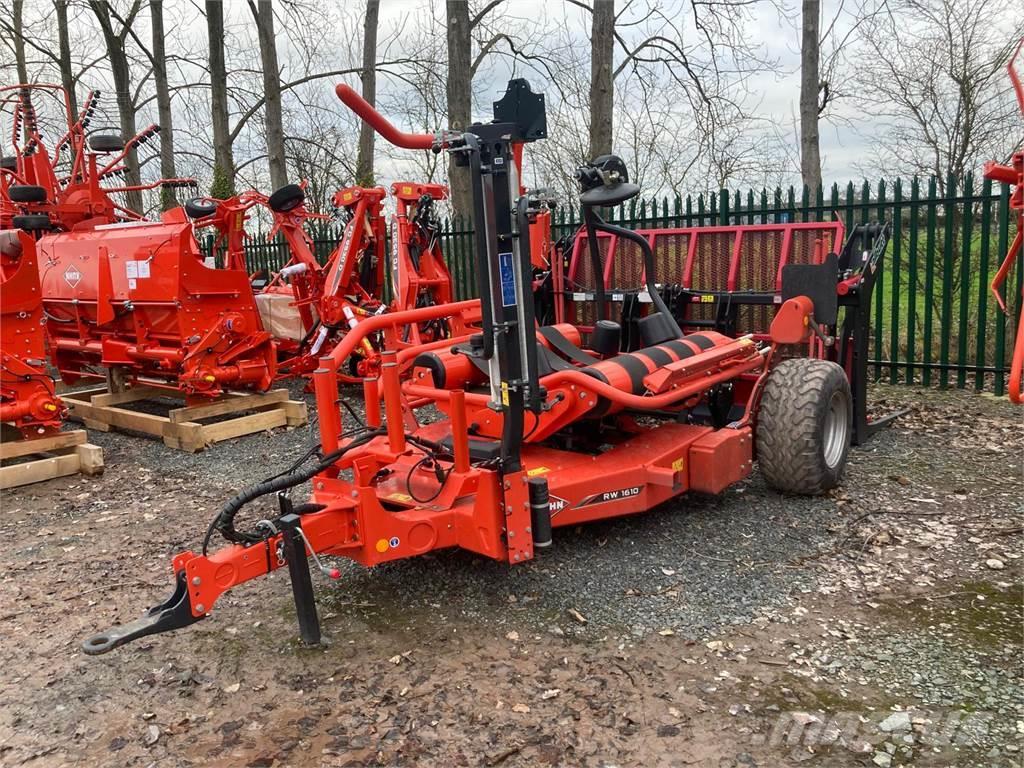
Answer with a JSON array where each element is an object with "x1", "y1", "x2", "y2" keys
[
  {"x1": 13, "y1": 214, "x2": 52, "y2": 231},
  {"x1": 185, "y1": 197, "x2": 218, "y2": 219},
  {"x1": 268, "y1": 183, "x2": 304, "y2": 213},
  {"x1": 9, "y1": 184, "x2": 47, "y2": 203},
  {"x1": 89, "y1": 134, "x2": 125, "y2": 153},
  {"x1": 0, "y1": 156, "x2": 16, "y2": 171},
  {"x1": 755, "y1": 358, "x2": 852, "y2": 495}
]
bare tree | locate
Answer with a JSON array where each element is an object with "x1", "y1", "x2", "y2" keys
[
  {"x1": 249, "y1": 0, "x2": 287, "y2": 190},
  {"x1": 855, "y1": 0, "x2": 1024, "y2": 184},
  {"x1": 588, "y1": 0, "x2": 614, "y2": 159},
  {"x1": 799, "y1": 0, "x2": 822, "y2": 192},
  {"x1": 356, "y1": 0, "x2": 380, "y2": 186},
  {"x1": 89, "y1": 0, "x2": 145, "y2": 213},
  {"x1": 206, "y1": 0, "x2": 235, "y2": 196}
]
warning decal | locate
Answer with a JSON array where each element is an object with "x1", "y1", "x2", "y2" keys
[{"x1": 63, "y1": 266, "x2": 81, "y2": 288}]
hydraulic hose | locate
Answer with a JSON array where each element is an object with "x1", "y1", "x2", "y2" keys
[{"x1": 202, "y1": 428, "x2": 385, "y2": 554}]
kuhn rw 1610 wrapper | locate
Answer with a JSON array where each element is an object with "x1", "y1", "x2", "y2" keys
[{"x1": 84, "y1": 80, "x2": 865, "y2": 655}]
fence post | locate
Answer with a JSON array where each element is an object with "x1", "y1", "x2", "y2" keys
[
  {"x1": 890, "y1": 178, "x2": 902, "y2": 384},
  {"x1": 957, "y1": 172, "x2": 974, "y2": 388},
  {"x1": 993, "y1": 183, "x2": 1011, "y2": 396},
  {"x1": 975, "y1": 176, "x2": 993, "y2": 392},
  {"x1": 906, "y1": 177, "x2": 920, "y2": 385},
  {"x1": 873, "y1": 179, "x2": 886, "y2": 380},
  {"x1": 939, "y1": 173, "x2": 957, "y2": 388}
]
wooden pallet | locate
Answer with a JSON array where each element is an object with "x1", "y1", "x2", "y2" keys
[
  {"x1": 62, "y1": 386, "x2": 308, "y2": 453},
  {"x1": 0, "y1": 429, "x2": 104, "y2": 490}
]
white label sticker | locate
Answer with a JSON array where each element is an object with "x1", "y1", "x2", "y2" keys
[
  {"x1": 128, "y1": 278, "x2": 137, "y2": 290},
  {"x1": 572, "y1": 292, "x2": 587, "y2": 301},
  {"x1": 64, "y1": 266, "x2": 81, "y2": 288},
  {"x1": 126, "y1": 261, "x2": 138, "y2": 279},
  {"x1": 137, "y1": 260, "x2": 150, "y2": 278}
]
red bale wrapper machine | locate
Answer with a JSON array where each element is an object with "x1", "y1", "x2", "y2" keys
[
  {"x1": 84, "y1": 80, "x2": 870, "y2": 654},
  {"x1": 0, "y1": 84, "x2": 277, "y2": 399}
]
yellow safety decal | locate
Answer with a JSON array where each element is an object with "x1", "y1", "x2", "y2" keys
[
  {"x1": 672, "y1": 457, "x2": 685, "y2": 473},
  {"x1": 700, "y1": 294, "x2": 715, "y2": 303},
  {"x1": 527, "y1": 466, "x2": 550, "y2": 477},
  {"x1": 501, "y1": 382, "x2": 510, "y2": 406},
  {"x1": 402, "y1": 185, "x2": 413, "y2": 195},
  {"x1": 343, "y1": 192, "x2": 353, "y2": 202},
  {"x1": 386, "y1": 492, "x2": 413, "y2": 503},
  {"x1": 738, "y1": 337, "x2": 753, "y2": 346}
]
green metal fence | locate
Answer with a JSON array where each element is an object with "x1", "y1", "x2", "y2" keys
[{"x1": 236, "y1": 175, "x2": 1023, "y2": 397}]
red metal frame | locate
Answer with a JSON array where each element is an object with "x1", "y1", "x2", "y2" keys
[
  {"x1": 0, "y1": 230, "x2": 65, "y2": 436},
  {"x1": 1, "y1": 85, "x2": 194, "y2": 230},
  {"x1": 984, "y1": 37, "x2": 1024, "y2": 403}
]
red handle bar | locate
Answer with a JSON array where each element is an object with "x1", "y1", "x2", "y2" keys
[{"x1": 335, "y1": 84, "x2": 434, "y2": 150}]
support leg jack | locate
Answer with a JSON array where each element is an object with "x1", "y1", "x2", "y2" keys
[{"x1": 279, "y1": 495, "x2": 322, "y2": 647}]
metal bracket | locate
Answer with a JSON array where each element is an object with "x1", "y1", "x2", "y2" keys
[{"x1": 81, "y1": 571, "x2": 202, "y2": 655}]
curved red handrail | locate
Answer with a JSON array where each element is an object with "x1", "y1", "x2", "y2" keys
[{"x1": 335, "y1": 84, "x2": 434, "y2": 150}]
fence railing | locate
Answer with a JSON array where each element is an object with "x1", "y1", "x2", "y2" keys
[{"x1": 230, "y1": 175, "x2": 1023, "y2": 397}]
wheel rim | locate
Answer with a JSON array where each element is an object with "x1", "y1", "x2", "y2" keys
[{"x1": 823, "y1": 390, "x2": 849, "y2": 469}]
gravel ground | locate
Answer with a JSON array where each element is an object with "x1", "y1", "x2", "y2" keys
[{"x1": 0, "y1": 382, "x2": 1020, "y2": 767}]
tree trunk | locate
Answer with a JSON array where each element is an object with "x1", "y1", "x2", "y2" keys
[
  {"x1": 355, "y1": 0, "x2": 380, "y2": 186},
  {"x1": 206, "y1": 0, "x2": 235, "y2": 197},
  {"x1": 445, "y1": 0, "x2": 472, "y2": 217},
  {"x1": 54, "y1": 0, "x2": 78, "y2": 116},
  {"x1": 13, "y1": 0, "x2": 29, "y2": 84},
  {"x1": 251, "y1": 0, "x2": 287, "y2": 190},
  {"x1": 90, "y1": 1, "x2": 144, "y2": 214},
  {"x1": 12, "y1": 0, "x2": 30, "y2": 142},
  {"x1": 588, "y1": 0, "x2": 614, "y2": 160},
  {"x1": 799, "y1": 0, "x2": 822, "y2": 193},
  {"x1": 150, "y1": 0, "x2": 178, "y2": 210}
]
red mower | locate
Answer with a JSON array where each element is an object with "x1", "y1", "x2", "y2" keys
[
  {"x1": 0, "y1": 84, "x2": 276, "y2": 399},
  {"x1": 84, "y1": 80, "x2": 862, "y2": 654}
]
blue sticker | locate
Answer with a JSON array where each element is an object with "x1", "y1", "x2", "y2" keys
[
  {"x1": 389, "y1": 536, "x2": 400, "y2": 548},
  {"x1": 499, "y1": 251, "x2": 516, "y2": 307}
]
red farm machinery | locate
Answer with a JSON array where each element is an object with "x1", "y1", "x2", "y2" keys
[
  {"x1": 188, "y1": 176, "x2": 478, "y2": 382},
  {"x1": 1, "y1": 84, "x2": 277, "y2": 400},
  {"x1": 1, "y1": 229, "x2": 64, "y2": 436},
  {"x1": 84, "y1": 80, "x2": 867, "y2": 654},
  {"x1": 984, "y1": 38, "x2": 1024, "y2": 404}
]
